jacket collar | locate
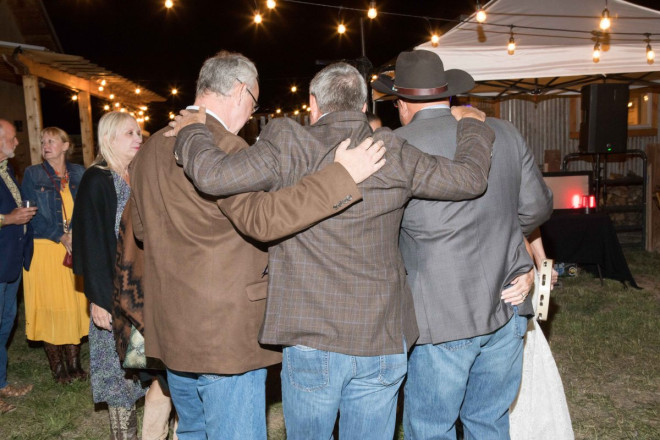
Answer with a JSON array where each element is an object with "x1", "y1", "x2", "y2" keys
[
  {"x1": 312, "y1": 111, "x2": 368, "y2": 128},
  {"x1": 410, "y1": 107, "x2": 452, "y2": 124}
]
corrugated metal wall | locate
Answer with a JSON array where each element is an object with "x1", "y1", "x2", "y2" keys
[{"x1": 499, "y1": 96, "x2": 659, "y2": 178}]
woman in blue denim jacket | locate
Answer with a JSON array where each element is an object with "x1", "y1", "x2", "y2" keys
[{"x1": 22, "y1": 127, "x2": 89, "y2": 384}]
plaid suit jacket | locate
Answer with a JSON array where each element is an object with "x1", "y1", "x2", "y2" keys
[{"x1": 174, "y1": 111, "x2": 494, "y2": 356}]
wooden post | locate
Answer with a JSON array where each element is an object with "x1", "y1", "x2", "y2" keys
[
  {"x1": 22, "y1": 75, "x2": 43, "y2": 165},
  {"x1": 77, "y1": 91, "x2": 95, "y2": 167}
]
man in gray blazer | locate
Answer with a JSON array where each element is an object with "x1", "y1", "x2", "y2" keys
[
  {"x1": 373, "y1": 50, "x2": 553, "y2": 439},
  {"x1": 171, "y1": 62, "x2": 495, "y2": 440}
]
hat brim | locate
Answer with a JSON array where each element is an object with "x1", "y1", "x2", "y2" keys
[{"x1": 372, "y1": 69, "x2": 475, "y2": 101}]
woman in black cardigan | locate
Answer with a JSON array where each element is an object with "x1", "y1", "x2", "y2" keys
[{"x1": 72, "y1": 112, "x2": 145, "y2": 439}]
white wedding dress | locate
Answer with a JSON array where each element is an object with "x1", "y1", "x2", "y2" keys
[{"x1": 509, "y1": 275, "x2": 575, "y2": 440}]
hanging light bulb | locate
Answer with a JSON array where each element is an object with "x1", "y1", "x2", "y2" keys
[
  {"x1": 338, "y1": 23, "x2": 346, "y2": 34},
  {"x1": 600, "y1": 8, "x2": 611, "y2": 30},
  {"x1": 291, "y1": 85, "x2": 297, "y2": 93},
  {"x1": 101, "y1": 79, "x2": 107, "y2": 86},
  {"x1": 71, "y1": 94, "x2": 78, "y2": 101},
  {"x1": 367, "y1": 2, "x2": 377, "y2": 19},
  {"x1": 103, "y1": 104, "x2": 110, "y2": 111},
  {"x1": 98, "y1": 86, "x2": 104, "y2": 92},
  {"x1": 114, "y1": 102, "x2": 120, "y2": 108},
  {"x1": 165, "y1": 0, "x2": 173, "y2": 9},
  {"x1": 431, "y1": 33, "x2": 440, "y2": 47},
  {"x1": 593, "y1": 41, "x2": 601, "y2": 62},
  {"x1": 254, "y1": 12, "x2": 263, "y2": 24},
  {"x1": 507, "y1": 36, "x2": 516, "y2": 55},
  {"x1": 266, "y1": 0, "x2": 276, "y2": 9},
  {"x1": 109, "y1": 93, "x2": 115, "y2": 100},
  {"x1": 135, "y1": 87, "x2": 141, "y2": 94},
  {"x1": 476, "y1": 2, "x2": 486, "y2": 23},
  {"x1": 171, "y1": 88, "x2": 178, "y2": 95},
  {"x1": 647, "y1": 42, "x2": 655, "y2": 63}
]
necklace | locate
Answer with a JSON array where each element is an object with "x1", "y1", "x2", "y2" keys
[{"x1": 54, "y1": 168, "x2": 69, "y2": 189}]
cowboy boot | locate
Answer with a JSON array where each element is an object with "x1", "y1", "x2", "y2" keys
[
  {"x1": 63, "y1": 344, "x2": 89, "y2": 380},
  {"x1": 108, "y1": 405, "x2": 138, "y2": 440},
  {"x1": 43, "y1": 342, "x2": 72, "y2": 384}
]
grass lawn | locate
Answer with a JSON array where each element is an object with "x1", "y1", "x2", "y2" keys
[{"x1": 1, "y1": 250, "x2": 658, "y2": 439}]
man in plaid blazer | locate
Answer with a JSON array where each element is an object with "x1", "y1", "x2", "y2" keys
[{"x1": 171, "y1": 62, "x2": 495, "y2": 440}]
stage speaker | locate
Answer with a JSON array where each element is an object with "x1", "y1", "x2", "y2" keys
[{"x1": 579, "y1": 84, "x2": 629, "y2": 153}]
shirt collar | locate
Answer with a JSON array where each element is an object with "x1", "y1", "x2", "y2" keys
[
  {"x1": 419, "y1": 103, "x2": 451, "y2": 111},
  {"x1": 186, "y1": 106, "x2": 228, "y2": 131},
  {"x1": 0, "y1": 160, "x2": 7, "y2": 172}
]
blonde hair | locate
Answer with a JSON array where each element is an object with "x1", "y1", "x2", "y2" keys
[
  {"x1": 92, "y1": 112, "x2": 138, "y2": 176},
  {"x1": 40, "y1": 127, "x2": 72, "y2": 158}
]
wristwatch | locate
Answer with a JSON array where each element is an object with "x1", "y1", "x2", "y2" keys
[{"x1": 0, "y1": 214, "x2": 4, "y2": 228}]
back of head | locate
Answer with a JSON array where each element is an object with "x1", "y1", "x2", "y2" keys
[
  {"x1": 196, "y1": 51, "x2": 258, "y2": 98},
  {"x1": 94, "y1": 111, "x2": 137, "y2": 172},
  {"x1": 309, "y1": 63, "x2": 367, "y2": 114}
]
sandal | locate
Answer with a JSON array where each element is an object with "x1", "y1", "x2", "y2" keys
[
  {"x1": 0, "y1": 383, "x2": 33, "y2": 398},
  {"x1": 0, "y1": 398, "x2": 16, "y2": 414}
]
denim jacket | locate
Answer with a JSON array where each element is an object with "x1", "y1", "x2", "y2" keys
[{"x1": 22, "y1": 161, "x2": 85, "y2": 242}]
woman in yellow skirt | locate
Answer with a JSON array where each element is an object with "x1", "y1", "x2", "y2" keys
[{"x1": 21, "y1": 127, "x2": 88, "y2": 384}]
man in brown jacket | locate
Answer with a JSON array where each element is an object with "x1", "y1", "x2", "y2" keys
[
  {"x1": 129, "y1": 52, "x2": 385, "y2": 439},
  {"x1": 171, "y1": 62, "x2": 495, "y2": 440}
]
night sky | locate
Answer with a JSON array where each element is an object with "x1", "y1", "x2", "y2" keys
[{"x1": 39, "y1": 0, "x2": 660, "y2": 133}]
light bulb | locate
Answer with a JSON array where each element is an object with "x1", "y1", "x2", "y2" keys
[
  {"x1": 171, "y1": 88, "x2": 178, "y2": 95},
  {"x1": 647, "y1": 43, "x2": 655, "y2": 63},
  {"x1": 135, "y1": 88, "x2": 141, "y2": 94},
  {"x1": 165, "y1": 0, "x2": 173, "y2": 9},
  {"x1": 508, "y1": 36, "x2": 516, "y2": 55},
  {"x1": 109, "y1": 94, "x2": 115, "y2": 100},
  {"x1": 101, "y1": 79, "x2": 107, "y2": 86},
  {"x1": 368, "y1": 2, "x2": 377, "y2": 20},
  {"x1": 593, "y1": 42, "x2": 601, "y2": 62},
  {"x1": 476, "y1": 9, "x2": 486, "y2": 23},
  {"x1": 266, "y1": 0, "x2": 276, "y2": 9},
  {"x1": 98, "y1": 86, "x2": 104, "y2": 91},
  {"x1": 599, "y1": 8, "x2": 611, "y2": 30},
  {"x1": 254, "y1": 13, "x2": 263, "y2": 24},
  {"x1": 338, "y1": 23, "x2": 346, "y2": 34},
  {"x1": 114, "y1": 102, "x2": 120, "y2": 107},
  {"x1": 103, "y1": 104, "x2": 110, "y2": 110},
  {"x1": 72, "y1": 94, "x2": 78, "y2": 101},
  {"x1": 291, "y1": 86, "x2": 297, "y2": 93},
  {"x1": 431, "y1": 34, "x2": 440, "y2": 47}
]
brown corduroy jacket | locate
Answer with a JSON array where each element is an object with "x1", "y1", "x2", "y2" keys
[{"x1": 129, "y1": 116, "x2": 361, "y2": 374}]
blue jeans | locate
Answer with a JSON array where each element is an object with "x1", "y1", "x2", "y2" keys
[
  {"x1": 166, "y1": 367, "x2": 267, "y2": 440},
  {"x1": 404, "y1": 312, "x2": 528, "y2": 440},
  {"x1": 281, "y1": 345, "x2": 408, "y2": 440},
  {"x1": 0, "y1": 275, "x2": 21, "y2": 389}
]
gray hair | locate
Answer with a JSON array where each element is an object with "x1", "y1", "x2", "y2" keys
[
  {"x1": 309, "y1": 63, "x2": 367, "y2": 113},
  {"x1": 196, "y1": 51, "x2": 258, "y2": 98}
]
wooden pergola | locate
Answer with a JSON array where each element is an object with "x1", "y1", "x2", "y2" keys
[{"x1": 0, "y1": 43, "x2": 165, "y2": 167}]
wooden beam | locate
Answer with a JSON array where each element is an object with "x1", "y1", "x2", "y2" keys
[
  {"x1": 77, "y1": 91, "x2": 95, "y2": 167},
  {"x1": 22, "y1": 74, "x2": 43, "y2": 165},
  {"x1": 16, "y1": 54, "x2": 150, "y2": 107}
]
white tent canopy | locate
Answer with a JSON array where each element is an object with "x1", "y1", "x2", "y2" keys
[{"x1": 412, "y1": 0, "x2": 660, "y2": 97}]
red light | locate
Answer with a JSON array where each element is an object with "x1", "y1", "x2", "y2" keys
[
  {"x1": 572, "y1": 194, "x2": 582, "y2": 209},
  {"x1": 581, "y1": 194, "x2": 596, "y2": 210},
  {"x1": 588, "y1": 195, "x2": 596, "y2": 208}
]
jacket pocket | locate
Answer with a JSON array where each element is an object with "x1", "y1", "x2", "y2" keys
[{"x1": 246, "y1": 280, "x2": 268, "y2": 301}]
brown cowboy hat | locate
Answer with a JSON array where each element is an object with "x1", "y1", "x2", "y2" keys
[{"x1": 372, "y1": 50, "x2": 474, "y2": 100}]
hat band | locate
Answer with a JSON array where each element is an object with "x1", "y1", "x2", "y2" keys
[{"x1": 393, "y1": 83, "x2": 448, "y2": 96}]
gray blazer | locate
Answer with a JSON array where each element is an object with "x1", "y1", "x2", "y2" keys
[
  {"x1": 174, "y1": 111, "x2": 495, "y2": 356},
  {"x1": 398, "y1": 107, "x2": 553, "y2": 345}
]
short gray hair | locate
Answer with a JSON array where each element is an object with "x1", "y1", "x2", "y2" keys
[
  {"x1": 309, "y1": 63, "x2": 367, "y2": 113},
  {"x1": 196, "y1": 51, "x2": 258, "y2": 98}
]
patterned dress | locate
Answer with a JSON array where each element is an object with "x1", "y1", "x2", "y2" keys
[{"x1": 88, "y1": 172, "x2": 145, "y2": 407}]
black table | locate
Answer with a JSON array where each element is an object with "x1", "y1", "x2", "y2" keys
[{"x1": 540, "y1": 211, "x2": 638, "y2": 288}]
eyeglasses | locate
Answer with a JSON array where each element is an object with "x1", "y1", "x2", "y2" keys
[{"x1": 236, "y1": 78, "x2": 259, "y2": 113}]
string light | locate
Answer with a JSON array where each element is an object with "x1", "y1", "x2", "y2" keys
[
  {"x1": 115, "y1": 102, "x2": 120, "y2": 108},
  {"x1": 593, "y1": 40, "x2": 601, "y2": 63},
  {"x1": 165, "y1": 0, "x2": 173, "y2": 9},
  {"x1": 98, "y1": 86, "x2": 104, "y2": 91},
  {"x1": 294, "y1": 110, "x2": 300, "y2": 115},
  {"x1": 276, "y1": 108, "x2": 282, "y2": 114},
  {"x1": 600, "y1": 3, "x2": 611, "y2": 31},
  {"x1": 646, "y1": 34, "x2": 655, "y2": 64},
  {"x1": 367, "y1": 1, "x2": 377, "y2": 20},
  {"x1": 267, "y1": 0, "x2": 276, "y2": 9},
  {"x1": 476, "y1": 2, "x2": 486, "y2": 23},
  {"x1": 431, "y1": 33, "x2": 440, "y2": 47},
  {"x1": 169, "y1": 112, "x2": 175, "y2": 120},
  {"x1": 71, "y1": 94, "x2": 78, "y2": 101},
  {"x1": 291, "y1": 85, "x2": 297, "y2": 93},
  {"x1": 109, "y1": 94, "x2": 115, "y2": 100},
  {"x1": 338, "y1": 23, "x2": 346, "y2": 34},
  {"x1": 103, "y1": 104, "x2": 110, "y2": 110},
  {"x1": 371, "y1": 74, "x2": 378, "y2": 81},
  {"x1": 135, "y1": 87, "x2": 141, "y2": 94},
  {"x1": 171, "y1": 88, "x2": 178, "y2": 95},
  {"x1": 507, "y1": 26, "x2": 516, "y2": 55},
  {"x1": 145, "y1": 116, "x2": 150, "y2": 121},
  {"x1": 254, "y1": 12, "x2": 263, "y2": 24}
]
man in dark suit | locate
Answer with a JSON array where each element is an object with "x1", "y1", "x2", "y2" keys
[
  {"x1": 0, "y1": 119, "x2": 35, "y2": 414},
  {"x1": 170, "y1": 62, "x2": 494, "y2": 439},
  {"x1": 373, "y1": 50, "x2": 553, "y2": 439}
]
